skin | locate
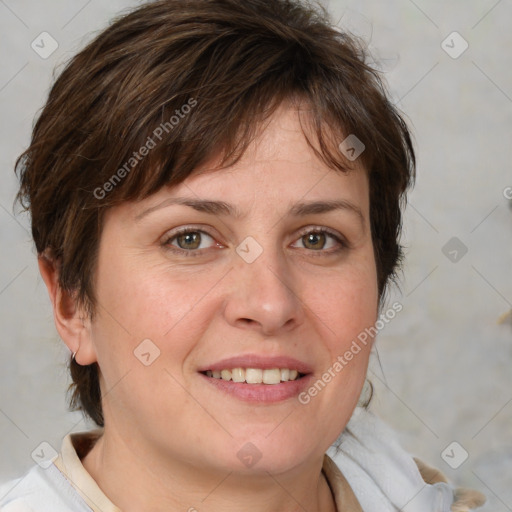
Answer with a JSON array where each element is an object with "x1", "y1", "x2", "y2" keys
[{"x1": 39, "y1": 103, "x2": 379, "y2": 512}]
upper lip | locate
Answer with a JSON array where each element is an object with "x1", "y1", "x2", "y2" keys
[{"x1": 198, "y1": 354, "x2": 313, "y2": 374}]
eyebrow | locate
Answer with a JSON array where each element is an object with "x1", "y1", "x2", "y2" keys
[{"x1": 134, "y1": 197, "x2": 365, "y2": 228}]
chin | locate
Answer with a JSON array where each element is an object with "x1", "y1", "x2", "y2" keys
[{"x1": 214, "y1": 431, "x2": 318, "y2": 476}]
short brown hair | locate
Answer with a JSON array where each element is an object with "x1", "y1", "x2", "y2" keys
[{"x1": 15, "y1": 0, "x2": 415, "y2": 427}]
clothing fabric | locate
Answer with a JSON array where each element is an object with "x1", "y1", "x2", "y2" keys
[
  {"x1": 0, "y1": 407, "x2": 485, "y2": 511},
  {"x1": 329, "y1": 407, "x2": 485, "y2": 511}
]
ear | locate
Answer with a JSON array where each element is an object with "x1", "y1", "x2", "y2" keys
[{"x1": 38, "y1": 250, "x2": 97, "y2": 366}]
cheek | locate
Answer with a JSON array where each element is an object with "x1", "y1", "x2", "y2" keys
[
  {"x1": 299, "y1": 268, "x2": 377, "y2": 421},
  {"x1": 90, "y1": 253, "x2": 222, "y2": 391},
  {"x1": 94, "y1": 254, "x2": 215, "y2": 337},
  {"x1": 89, "y1": 259, "x2": 209, "y2": 414},
  {"x1": 304, "y1": 259, "x2": 378, "y2": 353}
]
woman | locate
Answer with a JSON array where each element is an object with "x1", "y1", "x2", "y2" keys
[{"x1": 0, "y1": 0, "x2": 486, "y2": 510}]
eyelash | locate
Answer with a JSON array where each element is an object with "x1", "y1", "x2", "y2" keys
[{"x1": 161, "y1": 226, "x2": 348, "y2": 257}]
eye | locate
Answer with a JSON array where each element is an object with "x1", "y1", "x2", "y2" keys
[
  {"x1": 291, "y1": 227, "x2": 346, "y2": 254},
  {"x1": 162, "y1": 225, "x2": 347, "y2": 257},
  {"x1": 162, "y1": 228, "x2": 220, "y2": 256}
]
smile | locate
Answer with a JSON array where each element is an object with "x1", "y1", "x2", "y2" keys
[{"x1": 202, "y1": 368, "x2": 303, "y2": 384}]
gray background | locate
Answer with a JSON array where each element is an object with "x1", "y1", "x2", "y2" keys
[{"x1": 1, "y1": 0, "x2": 511, "y2": 510}]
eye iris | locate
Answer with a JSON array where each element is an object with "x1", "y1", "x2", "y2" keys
[
  {"x1": 304, "y1": 232, "x2": 325, "y2": 250},
  {"x1": 177, "y1": 232, "x2": 201, "y2": 250}
]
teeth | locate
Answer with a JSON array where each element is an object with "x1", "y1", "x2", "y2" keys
[
  {"x1": 221, "y1": 369, "x2": 232, "y2": 381},
  {"x1": 245, "y1": 368, "x2": 263, "y2": 384},
  {"x1": 231, "y1": 368, "x2": 245, "y2": 383},
  {"x1": 205, "y1": 368, "x2": 302, "y2": 384},
  {"x1": 262, "y1": 368, "x2": 281, "y2": 385}
]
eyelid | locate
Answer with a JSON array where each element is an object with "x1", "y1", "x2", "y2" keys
[
  {"x1": 161, "y1": 225, "x2": 222, "y2": 255},
  {"x1": 161, "y1": 224, "x2": 348, "y2": 256},
  {"x1": 292, "y1": 225, "x2": 349, "y2": 253}
]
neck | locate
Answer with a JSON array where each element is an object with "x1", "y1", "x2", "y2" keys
[{"x1": 81, "y1": 427, "x2": 336, "y2": 512}]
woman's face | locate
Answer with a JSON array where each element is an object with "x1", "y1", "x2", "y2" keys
[{"x1": 85, "y1": 104, "x2": 379, "y2": 475}]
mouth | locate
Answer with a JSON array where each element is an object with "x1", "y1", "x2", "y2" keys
[
  {"x1": 199, "y1": 367, "x2": 306, "y2": 384},
  {"x1": 197, "y1": 355, "x2": 313, "y2": 402}
]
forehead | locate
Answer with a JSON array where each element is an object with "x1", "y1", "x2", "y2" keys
[
  {"x1": 109, "y1": 103, "x2": 370, "y2": 226},
  {"x1": 203, "y1": 100, "x2": 362, "y2": 171},
  {"x1": 183, "y1": 105, "x2": 367, "y2": 199}
]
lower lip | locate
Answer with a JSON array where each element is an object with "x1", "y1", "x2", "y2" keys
[{"x1": 199, "y1": 373, "x2": 314, "y2": 403}]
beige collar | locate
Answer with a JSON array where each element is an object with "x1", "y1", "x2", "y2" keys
[{"x1": 53, "y1": 429, "x2": 120, "y2": 512}]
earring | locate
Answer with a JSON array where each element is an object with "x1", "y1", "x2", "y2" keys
[
  {"x1": 72, "y1": 343, "x2": 80, "y2": 362},
  {"x1": 357, "y1": 378, "x2": 373, "y2": 408}
]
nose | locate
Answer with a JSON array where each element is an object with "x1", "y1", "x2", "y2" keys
[{"x1": 223, "y1": 244, "x2": 304, "y2": 336}]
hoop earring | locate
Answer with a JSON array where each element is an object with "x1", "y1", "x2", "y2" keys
[
  {"x1": 357, "y1": 378, "x2": 373, "y2": 408},
  {"x1": 72, "y1": 344, "x2": 80, "y2": 362}
]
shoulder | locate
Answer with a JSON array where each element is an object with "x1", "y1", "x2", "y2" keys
[
  {"x1": 328, "y1": 407, "x2": 486, "y2": 512},
  {"x1": 0, "y1": 463, "x2": 92, "y2": 512},
  {"x1": 414, "y1": 457, "x2": 486, "y2": 512}
]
